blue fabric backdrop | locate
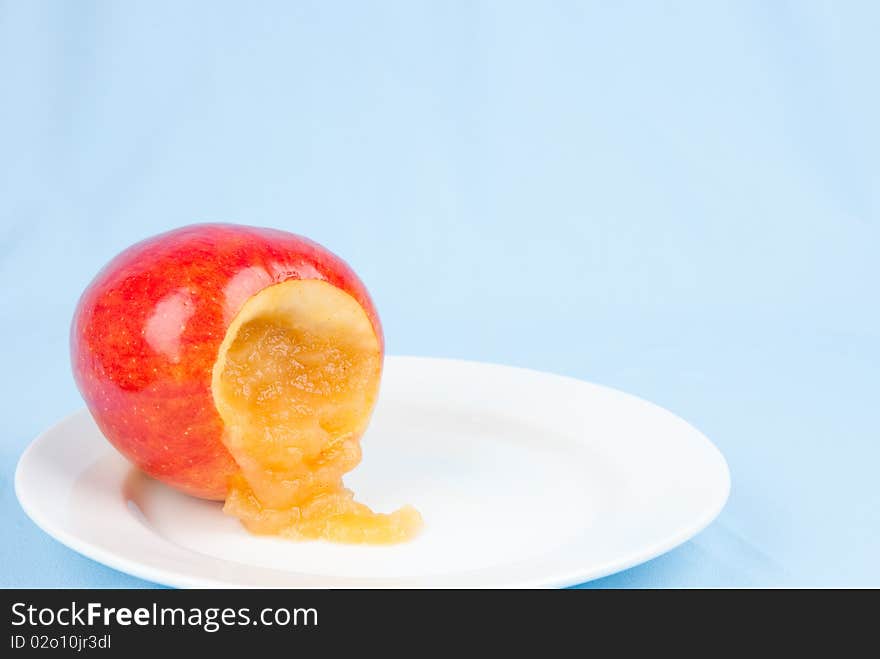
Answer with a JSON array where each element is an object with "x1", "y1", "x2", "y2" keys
[{"x1": 1, "y1": 0, "x2": 878, "y2": 587}]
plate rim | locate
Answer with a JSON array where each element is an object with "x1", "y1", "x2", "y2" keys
[{"x1": 15, "y1": 355, "x2": 731, "y2": 588}]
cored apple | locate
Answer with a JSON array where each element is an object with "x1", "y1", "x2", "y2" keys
[{"x1": 71, "y1": 223, "x2": 420, "y2": 543}]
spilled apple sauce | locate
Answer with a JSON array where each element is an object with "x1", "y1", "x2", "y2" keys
[{"x1": 211, "y1": 280, "x2": 421, "y2": 544}]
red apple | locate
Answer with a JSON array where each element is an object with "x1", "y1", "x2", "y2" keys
[{"x1": 71, "y1": 223, "x2": 384, "y2": 501}]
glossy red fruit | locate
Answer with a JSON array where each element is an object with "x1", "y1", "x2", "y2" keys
[{"x1": 71, "y1": 224, "x2": 383, "y2": 500}]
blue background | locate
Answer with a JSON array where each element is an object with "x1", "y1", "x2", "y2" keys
[{"x1": 1, "y1": 0, "x2": 877, "y2": 588}]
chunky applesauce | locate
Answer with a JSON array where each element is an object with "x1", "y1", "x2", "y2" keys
[{"x1": 211, "y1": 280, "x2": 421, "y2": 544}]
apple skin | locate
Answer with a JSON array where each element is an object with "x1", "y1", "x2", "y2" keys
[{"x1": 71, "y1": 224, "x2": 383, "y2": 500}]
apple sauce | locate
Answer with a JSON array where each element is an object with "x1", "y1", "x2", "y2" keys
[{"x1": 211, "y1": 280, "x2": 421, "y2": 544}]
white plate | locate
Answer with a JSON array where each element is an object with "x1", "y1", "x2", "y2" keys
[{"x1": 16, "y1": 356, "x2": 729, "y2": 588}]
